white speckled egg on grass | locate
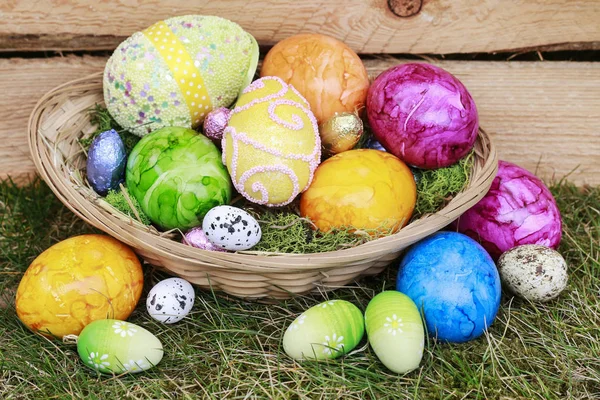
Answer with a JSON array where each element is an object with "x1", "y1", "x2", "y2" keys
[
  {"x1": 283, "y1": 300, "x2": 364, "y2": 361},
  {"x1": 77, "y1": 319, "x2": 163, "y2": 374},
  {"x1": 365, "y1": 291, "x2": 425, "y2": 374},
  {"x1": 202, "y1": 205, "x2": 261, "y2": 251},
  {"x1": 146, "y1": 278, "x2": 195, "y2": 323},
  {"x1": 497, "y1": 244, "x2": 568, "y2": 302},
  {"x1": 104, "y1": 15, "x2": 259, "y2": 136}
]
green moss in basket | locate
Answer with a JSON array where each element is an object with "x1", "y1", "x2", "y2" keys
[
  {"x1": 80, "y1": 104, "x2": 140, "y2": 155},
  {"x1": 413, "y1": 151, "x2": 474, "y2": 218},
  {"x1": 105, "y1": 188, "x2": 151, "y2": 225},
  {"x1": 246, "y1": 207, "x2": 390, "y2": 254}
]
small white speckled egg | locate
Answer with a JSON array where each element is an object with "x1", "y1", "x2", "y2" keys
[
  {"x1": 202, "y1": 205, "x2": 261, "y2": 251},
  {"x1": 146, "y1": 278, "x2": 195, "y2": 323},
  {"x1": 497, "y1": 245, "x2": 568, "y2": 302}
]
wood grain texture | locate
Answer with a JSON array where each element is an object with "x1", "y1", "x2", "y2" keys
[
  {"x1": 0, "y1": 56, "x2": 106, "y2": 184},
  {"x1": 0, "y1": 0, "x2": 598, "y2": 54},
  {"x1": 1, "y1": 56, "x2": 598, "y2": 185}
]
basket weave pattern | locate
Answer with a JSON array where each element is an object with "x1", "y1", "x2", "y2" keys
[{"x1": 29, "y1": 72, "x2": 498, "y2": 300}]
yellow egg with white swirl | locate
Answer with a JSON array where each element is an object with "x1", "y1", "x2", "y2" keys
[
  {"x1": 103, "y1": 15, "x2": 259, "y2": 136},
  {"x1": 222, "y1": 76, "x2": 321, "y2": 206}
]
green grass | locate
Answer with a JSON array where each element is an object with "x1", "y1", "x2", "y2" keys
[{"x1": 1, "y1": 178, "x2": 599, "y2": 399}]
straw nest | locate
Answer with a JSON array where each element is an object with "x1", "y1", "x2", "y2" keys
[{"x1": 28, "y1": 72, "x2": 498, "y2": 300}]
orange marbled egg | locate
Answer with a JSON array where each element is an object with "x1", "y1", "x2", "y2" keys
[
  {"x1": 260, "y1": 33, "x2": 370, "y2": 125},
  {"x1": 300, "y1": 149, "x2": 416, "y2": 234},
  {"x1": 15, "y1": 234, "x2": 143, "y2": 339}
]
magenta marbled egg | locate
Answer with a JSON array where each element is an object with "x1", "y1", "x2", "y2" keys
[
  {"x1": 455, "y1": 160, "x2": 562, "y2": 260},
  {"x1": 366, "y1": 63, "x2": 478, "y2": 169}
]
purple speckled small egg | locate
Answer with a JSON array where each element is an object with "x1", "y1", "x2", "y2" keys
[
  {"x1": 455, "y1": 160, "x2": 562, "y2": 260},
  {"x1": 202, "y1": 206, "x2": 261, "y2": 251},
  {"x1": 182, "y1": 226, "x2": 226, "y2": 252},
  {"x1": 86, "y1": 129, "x2": 127, "y2": 196},
  {"x1": 367, "y1": 63, "x2": 478, "y2": 169}
]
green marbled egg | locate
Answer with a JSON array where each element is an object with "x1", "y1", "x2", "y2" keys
[
  {"x1": 77, "y1": 319, "x2": 163, "y2": 374},
  {"x1": 365, "y1": 291, "x2": 425, "y2": 374},
  {"x1": 126, "y1": 126, "x2": 232, "y2": 230},
  {"x1": 104, "y1": 15, "x2": 259, "y2": 136},
  {"x1": 283, "y1": 300, "x2": 364, "y2": 361}
]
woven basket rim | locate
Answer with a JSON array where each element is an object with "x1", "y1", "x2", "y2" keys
[{"x1": 28, "y1": 72, "x2": 498, "y2": 293}]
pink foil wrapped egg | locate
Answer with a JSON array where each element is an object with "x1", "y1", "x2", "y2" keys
[
  {"x1": 455, "y1": 160, "x2": 562, "y2": 260},
  {"x1": 366, "y1": 63, "x2": 478, "y2": 169},
  {"x1": 182, "y1": 227, "x2": 226, "y2": 252}
]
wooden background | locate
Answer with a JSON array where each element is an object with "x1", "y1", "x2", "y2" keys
[{"x1": 1, "y1": 0, "x2": 599, "y2": 185}]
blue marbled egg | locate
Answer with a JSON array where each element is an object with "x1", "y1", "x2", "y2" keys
[
  {"x1": 87, "y1": 129, "x2": 127, "y2": 196},
  {"x1": 396, "y1": 231, "x2": 501, "y2": 343}
]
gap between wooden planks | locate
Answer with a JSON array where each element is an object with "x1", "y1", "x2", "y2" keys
[
  {"x1": 0, "y1": 55, "x2": 598, "y2": 186},
  {"x1": 0, "y1": 0, "x2": 599, "y2": 54}
]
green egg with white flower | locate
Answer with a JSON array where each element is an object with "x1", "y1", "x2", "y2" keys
[
  {"x1": 283, "y1": 300, "x2": 364, "y2": 361},
  {"x1": 77, "y1": 319, "x2": 163, "y2": 374},
  {"x1": 365, "y1": 291, "x2": 425, "y2": 374}
]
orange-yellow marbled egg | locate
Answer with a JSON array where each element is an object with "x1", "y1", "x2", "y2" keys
[
  {"x1": 260, "y1": 33, "x2": 370, "y2": 125},
  {"x1": 15, "y1": 234, "x2": 143, "y2": 339},
  {"x1": 300, "y1": 149, "x2": 416, "y2": 234}
]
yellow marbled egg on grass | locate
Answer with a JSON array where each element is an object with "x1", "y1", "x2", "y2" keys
[
  {"x1": 104, "y1": 15, "x2": 259, "y2": 136},
  {"x1": 222, "y1": 76, "x2": 321, "y2": 206},
  {"x1": 15, "y1": 235, "x2": 143, "y2": 339}
]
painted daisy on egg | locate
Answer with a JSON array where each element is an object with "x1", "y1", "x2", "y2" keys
[
  {"x1": 289, "y1": 314, "x2": 307, "y2": 331},
  {"x1": 87, "y1": 352, "x2": 110, "y2": 370},
  {"x1": 384, "y1": 314, "x2": 404, "y2": 336},
  {"x1": 322, "y1": 333, "x2": 344, "y2": 355},
  {"x1": 320, "y1": 300, "x2": 338, "y2": 309},
  {"x1": 122, "y1": 359, "x2": 150, "y2": 373},
  {"x1": 112, "y1": 321, "x2": 138, "y2": 337}
]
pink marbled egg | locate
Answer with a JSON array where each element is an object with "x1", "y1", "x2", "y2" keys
[{"x1": 454, "y1": 160, "x2": 562, "y2": 260}]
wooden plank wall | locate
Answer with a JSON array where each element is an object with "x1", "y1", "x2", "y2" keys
[{"x1": 0, "y1": 0, "x2": 598, "y2": 186}]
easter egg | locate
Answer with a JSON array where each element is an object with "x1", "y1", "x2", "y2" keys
[
  {"x1": 498, "y1": 245, "x2": 568, "y2": 302},
  {"x1": 126, "y1": 126, "x2": 232, "y2": 230},
  {"x1": 146, "y1": 278, "x2": 195, "y2": 324},
  {"x1": 455, "y1": 160, "x2": 562, "y2": 260},
  {"x1": 319, "y1": 112, "x2": 364, "y2": 156},
  {"x1": 396, "y1": 232, "x2": 501, "y2": 343},
  {"x1": 202, "y1": 205, "x2": 261, "y2": 251},
  {"x1": 203, "y1": 107, "x2": 231, "y2": 142},
  {"x1": 367, "y1": 63, "x2": 478, "y2": 169},
  {"x1": 86, "y1": 129, "x2": 127, "y2": 196},
  {"x1": 222, "y1": 76, "x2": 321, "y2": 206},
  {"x1": 77, "y1": 319, "x2": 163, "y2": 374},
  {"x1": 365, "y1": 291, "x2": 425, "y2": 374},
  {"x1": 104, "y1": 15, "x2": 259, "y2": 136},
  {"x1": 182, "y1": 227, "x2": 226, "y2": 252},
  {"x1": 260, "y1": 33, "x2": 370, "y2": 124},
  {"x1": 300, "y1": 149, "x2": 416, "y2": 234},
  {"x1": 283, "y1": 300, "x2": 364, "y2": 361},
  {"x1": 15, "y1": 235, "x2": 143, "y2": 339}
]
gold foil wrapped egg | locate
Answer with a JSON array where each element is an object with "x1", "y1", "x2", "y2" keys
[{"x1": 319, "y1": 112, "x2": 364, "y2": 155}]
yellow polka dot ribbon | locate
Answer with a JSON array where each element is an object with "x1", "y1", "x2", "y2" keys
[{"x1": 143, "y1": 21, "x2": 212, "y2": 127}]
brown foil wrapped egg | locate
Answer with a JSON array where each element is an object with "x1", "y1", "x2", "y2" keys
[{"x1": 260, "y1": 33, "x2": 370, "y2": 125}]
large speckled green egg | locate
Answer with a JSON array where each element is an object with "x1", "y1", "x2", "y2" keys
[
  {"x1": 283, "y1": 300, "x2": 364, "y2": 361},
  {"x1": 365, "y1": 291, "x2": 425, "y2": 374},
  {"x1": 77, "y1": 319, "x2": 163, "y2": 374},
  {"x1": 126, "y1": 127, "x2": 232, "y2": 230},
  {"x1": 104, "y1": 15, "x2": 259, "y2": 136}
]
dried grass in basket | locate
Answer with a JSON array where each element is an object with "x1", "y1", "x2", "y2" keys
[{"x1": 28, "y1": 72, "x2": 498, "y2": 300}]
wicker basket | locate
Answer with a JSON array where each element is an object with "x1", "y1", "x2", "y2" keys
[{"x1": 28, "y1": 72, "x2": 498, "y2": 300}]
